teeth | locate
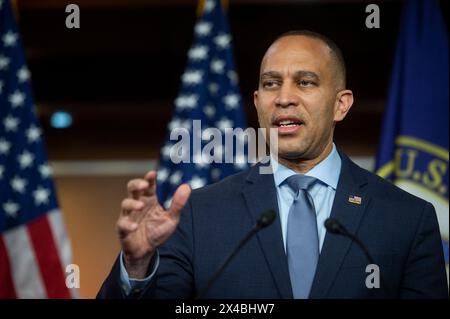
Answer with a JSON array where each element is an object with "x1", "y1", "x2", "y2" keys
[
  {"x1": 279, "y1": 120, "x2": 295, "y2": 125},
  {"x1": 278, "y1": 120, "x2": 300, "y2": 126}
]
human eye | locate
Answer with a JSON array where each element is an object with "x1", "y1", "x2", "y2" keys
[
  {"x1": 298, "y1": 79, "x2": 316, "y2": 87},
  {"x1": 262, "y1": 79, "x2": 280, "y2": 89}
]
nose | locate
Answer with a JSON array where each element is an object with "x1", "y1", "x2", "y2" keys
[{"x1": 274, "y1": 82, "x2": 299, "y2": 108}]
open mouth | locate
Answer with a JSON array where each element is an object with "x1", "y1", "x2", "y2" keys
[
  {"x1": 272, "y1": 117, "x2": 304, "y2": 134},
  {"x1": 275, "y1": 120, "x2": 303, "y2": 127}
]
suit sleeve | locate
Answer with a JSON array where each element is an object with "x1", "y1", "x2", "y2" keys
[
  {"x1": 400, "y1": 201, "x2": 449, "y2": 298},
  {"x1": 96, "y1": 198, "x2": 195, "y2": 299}
]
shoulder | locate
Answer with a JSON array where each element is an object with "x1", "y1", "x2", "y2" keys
[
  {"x1": 344, "y1": 154, "x2": 430, "y2": 208},
  {"x1": 340, "y1": 154, "x2": 438, "y2": 239}
]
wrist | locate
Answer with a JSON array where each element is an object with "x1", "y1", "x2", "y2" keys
[{"x1": 123, "y1": 251, "x2": 154, "y2": 279}]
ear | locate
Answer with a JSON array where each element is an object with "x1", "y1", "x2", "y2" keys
[
  {"x1": 334, "y1": 89, "x2": 354, "y2": 122},
  {"x1": 253, "y1": 90, "x2": 259, "y2": 110}
]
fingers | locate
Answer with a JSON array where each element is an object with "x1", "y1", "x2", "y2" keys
[
  {"x1": 168, "y1": 183, "x2": 192, "y2": 219},
  {"x1": 121, "y1": 198, "x2": 149, "y2": 226},
  {"x1": 121, "y1": 198, "x2": 145, "y2": 214},
  {"x1": 144, "y1": 170, "x2": 157, "y2": 197},
  {"x1": 127, "y1": 170, "x2": 157, "y2": 199},
  {"x1": 127, "y1": 179, "x2": 149, "y2": 199},
  {"x1": 116, "y1": 216, "x2": 138, "y2": 239}
]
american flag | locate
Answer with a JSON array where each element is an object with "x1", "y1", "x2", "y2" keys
[
  {"x1": 0, "y1": 0, "x2": 74, "y2": 298},
  {"x1": 156, "y1": 0, "x2": 249, "y2": 206}
]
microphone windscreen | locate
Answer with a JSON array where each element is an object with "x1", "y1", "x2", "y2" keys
[
  {"x1": 324, "y1": 218, "x2": 342, "y2": 234},
  {"x1": 257, "y1": 209, "x2": 276, "y2": 228}
]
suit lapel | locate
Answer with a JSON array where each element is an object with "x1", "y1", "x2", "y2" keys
[
  {"x1": 241, "y1": 163, "x2": 293, "y2": 299},
  {"x1": 309, "y1": 152, "x2": 372, "y2": 298}
]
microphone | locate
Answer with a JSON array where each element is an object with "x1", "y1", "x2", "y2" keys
[
  {"x1": 324, "y1": 218, "x2": 392, "y2": 296},
  {"x1": 196, "y1": 209, "x2": 276, "y2": 299},
  {"x1": 324, "y1": 218, "x2": 376, "y2": 265}
]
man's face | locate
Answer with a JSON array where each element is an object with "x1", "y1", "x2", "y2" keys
[{"x1": 254, "y1": 35, "x2": 348, "y2": 161}]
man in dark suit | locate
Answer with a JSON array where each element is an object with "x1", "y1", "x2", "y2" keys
[{"x1": 98, "y1": 30, "x2": 448, "y2": 299}]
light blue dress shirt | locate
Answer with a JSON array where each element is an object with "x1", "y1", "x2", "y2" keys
[
  {"x1": 272, "y1": 143, "x2": 341, "y2": 252},
  {"x1": 119, "y1": 143, "x2": 342, "y2": 294}
]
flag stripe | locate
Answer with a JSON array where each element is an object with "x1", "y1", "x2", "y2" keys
[
  {"x1": 0, "y1": 235, "x2": 17, "y2": 298},
  {"x1": 47, "y1": 209, "x2": 79, "y2": 298},
  {"x1": 3, "y1": 225, "x2": 47, "y2": 298},
  {"x1": 47, "y1": 210, "x2": 72, "y2": 270},
  {"x1": 27, "y1": 214, "x2": 71, "y2": 298}
]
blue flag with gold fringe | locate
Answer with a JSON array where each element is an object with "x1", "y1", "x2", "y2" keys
[{"x1": 375, "y1": 0, "x2": 449, "y2": 271}]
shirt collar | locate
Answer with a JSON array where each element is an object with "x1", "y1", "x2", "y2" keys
[{"x1": 271, "y1": 143, "x2": 341, "y2": 190}]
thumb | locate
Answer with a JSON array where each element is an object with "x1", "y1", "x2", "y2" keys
[{"x1": 168, "y1": 183, "x2": 192, "y2": 218}]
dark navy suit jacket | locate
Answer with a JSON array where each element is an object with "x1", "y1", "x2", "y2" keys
[{"x1": 98, "y1": 152, "x2": 448, "y2": 299}]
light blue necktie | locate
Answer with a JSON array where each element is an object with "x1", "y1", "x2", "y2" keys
[{"x1": 286, "y1": 175, "x2": 319, "y2": 299}]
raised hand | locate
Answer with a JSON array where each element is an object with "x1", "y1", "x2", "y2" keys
[{"x1": 116, "y1": 170, "x2": 191, "y2": 278}]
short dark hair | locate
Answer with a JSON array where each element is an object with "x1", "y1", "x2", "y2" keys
[{"x1": 275, "y1": 30, "x2": 347, "y2": 89}]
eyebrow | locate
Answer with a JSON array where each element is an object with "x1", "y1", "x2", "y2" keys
[{"x1": 260, "y1": 70, "x2": 320, "y2": 82}]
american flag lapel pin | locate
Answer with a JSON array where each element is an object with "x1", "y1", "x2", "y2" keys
[{"x1": 348, "y1": 195, "x2": 362, "y2": 205}]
